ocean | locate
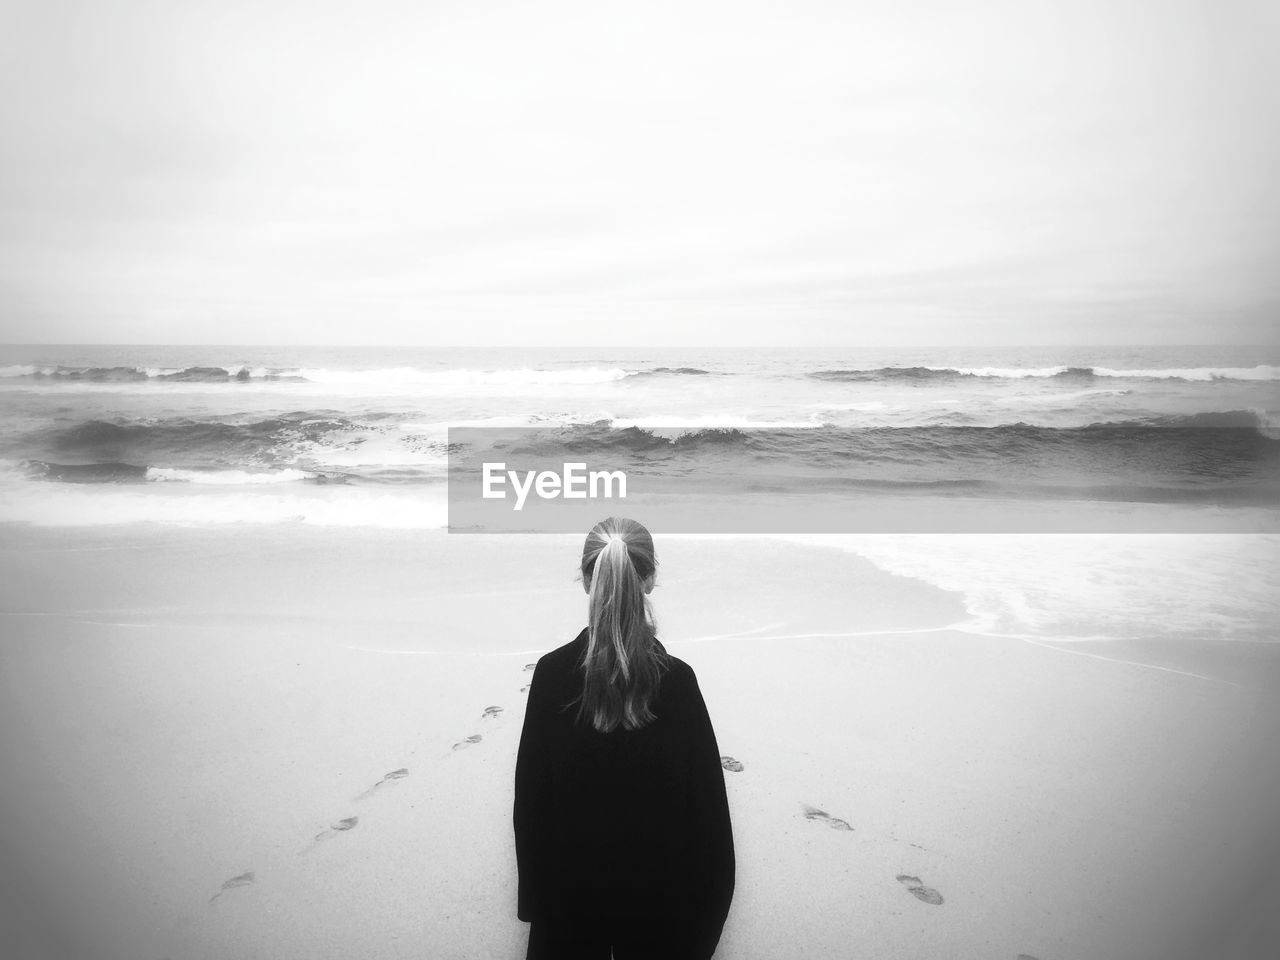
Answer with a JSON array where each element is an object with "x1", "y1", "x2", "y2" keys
[{"x1": 2, "y1": 343, "x2": 1277, "y2": 646}]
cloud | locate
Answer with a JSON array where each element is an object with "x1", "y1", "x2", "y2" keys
[{"x1": 1, "y1": 0, "x2": 1276, "y2": 344}]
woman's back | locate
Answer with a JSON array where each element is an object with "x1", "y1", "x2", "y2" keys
[{"x1": 513, "y1": 518, "x2": 735, "y2": 960}]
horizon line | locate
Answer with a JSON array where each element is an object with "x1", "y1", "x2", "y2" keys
[{"x1": 3, "y1": 342, "x2": 1276, "y2": 350}]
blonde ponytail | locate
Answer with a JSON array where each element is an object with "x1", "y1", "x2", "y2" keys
[{"x1": 577, "y1": 517, "x2": 665, "y2": 732}]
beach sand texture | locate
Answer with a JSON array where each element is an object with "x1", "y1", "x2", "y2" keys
[{"x1": 1, "y1": 526, "x2": 1277, "y2": 960}]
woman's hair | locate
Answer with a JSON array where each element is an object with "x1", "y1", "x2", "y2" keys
[{"x1": 577, "y1": 517, "x2": 667, "y2": 733}]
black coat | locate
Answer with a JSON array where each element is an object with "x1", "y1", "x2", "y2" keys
[{"x1": 514, "y1": 629, "x2": 735, "y2": 956}]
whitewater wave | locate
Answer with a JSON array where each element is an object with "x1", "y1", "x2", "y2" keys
[
  {"x1": 146, "y1": 467, "x2": 318, "y2": 484},
  {"x1": 486, "y1": 410, "x2": 1280, "y2": 449},
  {"x1": 1090, "y1": 365, "x2": 1280, "y2": 381},
  {"x1": 23, "y1": 408, "x2": 1280, "y2": 472},
  {"x1": 448, "y1": 414, "x2": 1280, "y2": 508},
  {"x1": 979, "y1": 387, "x2": 1133, "y2": 405},
  {"x1": 0, "y1": 458, "x2": 33, "y2": 481},
  {"x1": 36, "y1": 415, "x2": 361, "y2": 465},
  {"x1": 1249, "y1": 407, "x2": 1280, "y2": 440}
]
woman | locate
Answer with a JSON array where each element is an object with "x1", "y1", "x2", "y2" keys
[{"x1": 514, "y1": 517, "x2": 735, "y2": 960}]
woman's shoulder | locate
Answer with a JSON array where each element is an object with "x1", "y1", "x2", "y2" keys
[
  {"x1": 535, "y1": 628, "x2": 589, "y2": 672},
  {"x1": 658, "y1": 649, "x2": 697, "y2": 685}
]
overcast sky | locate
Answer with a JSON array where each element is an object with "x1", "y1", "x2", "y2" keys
[{"x1": 0, "y1": 0, "x2": 1276, "y2": 346}]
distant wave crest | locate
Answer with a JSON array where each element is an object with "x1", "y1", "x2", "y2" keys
[
  {"x1": 808, "y1": 364, "x2": 1280, "y2": 382},
  {"x1": 8, "y1": 361, "x2": 1272, "y2": 387},
  {"x1": 20, "y1": 460, "x2": 339, "y2": 485},
  {"x1": 0, "y1": 362, "x2": 741, "y2": 386},
  {"x1": 0, "y1": 364, "x2": 306, "y2": 382},
  {"x1": 0, "y1": 364, "x2": 639, "y2": 386}
]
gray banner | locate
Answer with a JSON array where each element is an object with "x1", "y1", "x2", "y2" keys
[{"x1": 447, "y1": 426, "x2": 1280, "y2": 534}]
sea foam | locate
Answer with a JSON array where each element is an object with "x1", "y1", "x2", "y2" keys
[
  {"x1": 146, "y1": 467, "x2": 316, "y2": 484},
  {"x1": 787, "y1": 532, "x2": 1280, "y2": 644}
]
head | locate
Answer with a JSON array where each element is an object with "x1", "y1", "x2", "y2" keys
[
  {"x1": 580, "y1": 516, "x2": 657, "y2": 597},
  {"x1": 576, "y1": 517, "x2": 666, "y2": 732}
]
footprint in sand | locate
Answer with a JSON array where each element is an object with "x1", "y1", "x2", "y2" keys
[
  {"x1": 209, "y1": 871, "x2": 254, "y2": 903},
  {"x1": 482, "y1": 706, "x2": 503, "y2": 719},
  {"x1": 896, "y1": 874, "x2": 944, "y2": 905},
  {"x1": 801, "y1": 804, "x2": 853, "y2": 831},
  {"x1": 452, "y1": 734, "x2": 483, "y2": 751},
  {"x1": 315, "y1": 817, "x2": 358, "y2": 841},
  {"x1": 720, "y1": 756, "x2": 744, "y2": 773},
  {"x1": 298, "y1": 817, "x2": 359, "y2": 855},
  {"x1": 355, "y1": 768, "x2": 409, "y2": 801}
]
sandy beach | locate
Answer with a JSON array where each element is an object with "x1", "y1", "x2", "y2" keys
[
  {"x1": 3, "y1": 0, "x2": 1278, "y2": 950},
  {"x1": 1, "y1": 525, "x2": 1276, "y2": 960}
]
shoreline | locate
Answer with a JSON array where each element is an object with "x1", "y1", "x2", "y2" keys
[{"x1": 3, "y1": 487, "x2": 1276, "y2": 533}]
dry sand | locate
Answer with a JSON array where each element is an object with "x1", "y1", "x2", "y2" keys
[{"x1": 1, "y1": 525, "x2": 1276, "y2": 960}]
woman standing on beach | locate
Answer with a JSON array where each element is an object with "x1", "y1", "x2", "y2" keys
[{"x1": 514, "y1": 517, "x2": 735, "y2": 960}]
